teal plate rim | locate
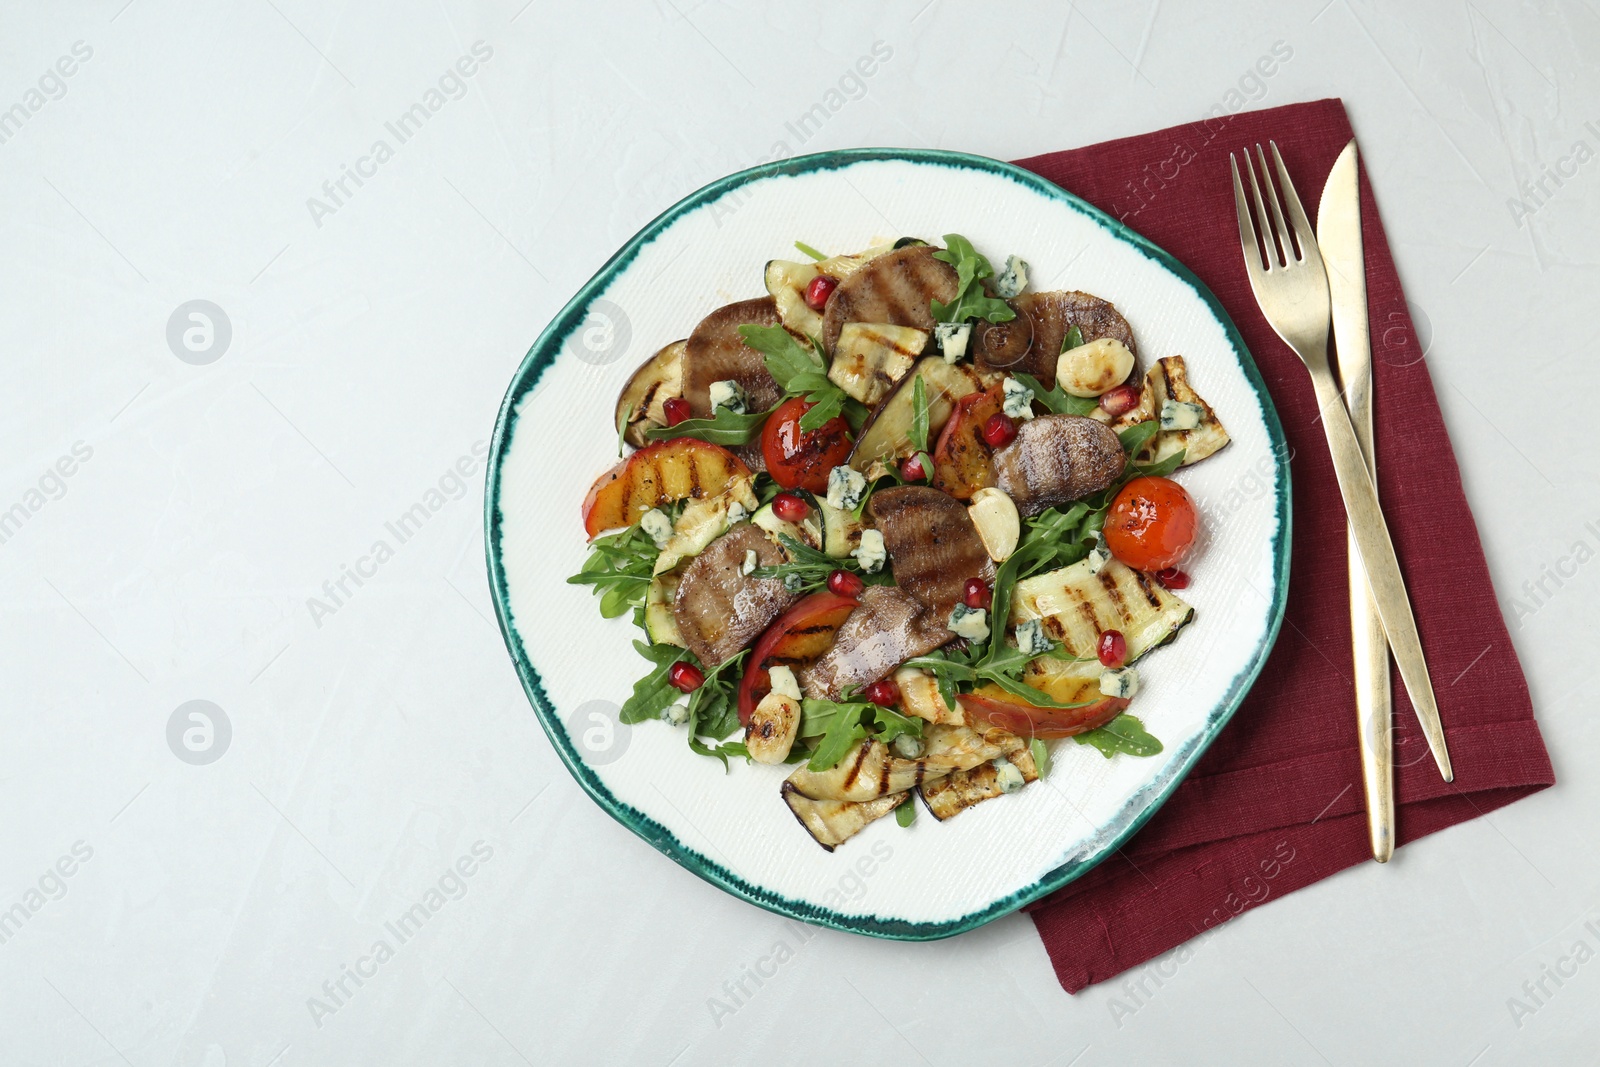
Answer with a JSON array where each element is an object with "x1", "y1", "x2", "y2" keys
[{"x1": 484, "y1": 147, "x2": 1292, "y2": 941}]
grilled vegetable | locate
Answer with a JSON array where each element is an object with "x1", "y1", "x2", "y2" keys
[
  {"x1": 752, "y1": 498, "x2": 823, "y2": 552},
  {"x1": 991, "y1": 414, "x2": 1124, "y2": 517},
  {"x1": 765, "y1": 259, "x2": 826, "y2": 340},
  {"x1": 747, "y1": 689, "x2": 802, "y2": 763},
  {"x1": 819, "y1": 500, "x2": 866, "y2": 559},
  {"x1": 828, "y1": 323, "x2": 926, "y2": 405},
  {"x1": 782, "y1": 784, "x2": 906, "y2": 850},
  {"x1": 958, "y1": 670, "x2": 1129, "y2": 738},
  {"x1": 930, "y1": 386, "x2": 1004, "y2": 500},
  {"x1": 869, "y1": 486, "x2": 994, "y2": 620},
  {"x1": 894, "y1": 667, "x2": 964, "y2": 726},
  {"x1": 784, "y1": 723, "x2": 1021, "y2": 802},
  {"x1": 848, "y1": 357, "x2": 990, "y2": 475},
  {"x1": 978, "y1": 290, "x2": 1139, "y2": 387},
  {"x1": 672, "y1": 525, "x2": 797, "y2": 667},
  {"x1": 683, "y1": 297, "x2": 786, "y2": 417},
  {"x1": 581, "y1": 438, "x2": 752, "y2": 539},
  {"x1": 652, "y1": 473, "x2": 760, "y2": 574},
  {"x1": 966, "y1": 487, "x2": 1021, "y2": 563},
  {"x1": 797, "y1": 585, "x2": 950, "y2": 701},
  {"x1": 616, "y1": 340, "x2": 686, "y2": 448},
  {"x1": 644, "y1": 574, "x2": 685, "y2": 646},
  {"x1": 1010, "y1": 556, "x2": 1194, "y2": 661},
  {"x1": 921, "y1": 744, "x2": 1039, "y2": 821},
  {"x1": 737, "y1": 591, "x2": 860, "y2": 723},
  {"x1": 820, "y1": 244, "x2": 959, "y2": 353},
  {"x1": 1056, "y1": 337, "x2": 1135, "y2": 398},
  {"x1": 1144, "y1": 356, "x2": 1230, "y2": 467}
]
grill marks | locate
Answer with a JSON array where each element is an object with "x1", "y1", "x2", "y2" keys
[
  {"x1": 978, "y1": 290, "x2": 1140, "y2": 387},
  {"x1": 672, "y1": 525, "x2": 797, "y2": 666},
  {"x1": 869, "y1": 486, "x2": 995, "y2": 619},
  {"x1": 820, "y1": 245, "x2": 959, "y2": 352},
  {"x1": 683, "y1": 297, "x2": 787, "y2": 417},
  {"x1": 992, "y1": 414, "x2": 1125, "y2": 517}
]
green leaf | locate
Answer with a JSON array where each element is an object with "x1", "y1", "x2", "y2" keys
[
  {"x1": 1012, "y1": 372, "x2": 1099, "y2": 417},
  {"x1": 930, "y1": 233, "x2": 1017, "y2": 325},
  {"x1": 871, "y1": 704, "x2": 924, "y2": 745},
  {"x1": 1118, "y1": 420, "x2": 1162, "y2": 457},
  {"x1": 685, "y1": 651, "x2": 751, "y2": 767},
  {"x1": 752, "y1": 533, "x2": 870, "y2": 594},
  {"x1": 619, "y1": 641, "x2": 687, "y2": 724},
  {"x1": 1059, "y1": 325, "x2": 1085, "y2": 354},
  {"x1": 797, "y1": 391, "x2": 844, "y2": 431},
  {"x1": 1131, "y1": 448, "x2": 1187, "y2": 479},
  {"x1": 567, "y1": 525, "x2": 657, "y2": 619},
  {"x1": 1029, "y1": 737, "x2": 1051, "y2": 779},
  {"x1": 645, "y1": 406, "x2": 771, "y2": 446},
  {"x1": 740, "y1": 324, "x2": 825, "y2": 392},
  {"x1": 807, "y1": 703, "x2": 870, "y2": 770},
  {"x1": 795, "y1": 240, "x2": 827, "y2": 261},
  {"x1": 1074, "y1": 713, "x2": 1164, "y2": 759},
  {"x1": 910, "y1": 375, "x2": 930, "y2": 455},
  {"x1": 895, "y1": 796, "x2": 916, "y2": 827}
]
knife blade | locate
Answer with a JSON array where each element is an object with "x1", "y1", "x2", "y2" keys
[{"x1": 1318, "y1": 140, "x2": 1400, "y2": 861}]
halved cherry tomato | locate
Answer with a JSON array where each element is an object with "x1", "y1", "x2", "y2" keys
[
  {"x1": 761, "y1": 396, "x2": 853, "y2": 493},
  {"x1": 737, "y1": 591, "x2": 859, "y2": 724},
  {"x1": 581, "y1": 437, "x2": 751, "y2": 539},
  {"x1": 1104, "y1": 475, "x2": 1197, "y2": 572}
]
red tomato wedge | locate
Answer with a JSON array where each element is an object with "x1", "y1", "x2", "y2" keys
[
  {"x1": 930, "y1": 386, "x2": 1004, "y2": 501},
  {"x1": 737, "y1": 591, "x2": 859, "y2": 725},
  {"x1": 581, "y1": 437, "x2": 751, "y2": 539}
]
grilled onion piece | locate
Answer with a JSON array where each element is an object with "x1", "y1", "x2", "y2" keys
[{"x1": 992, "y1": 414, "x2": 1124, "y2": 517}]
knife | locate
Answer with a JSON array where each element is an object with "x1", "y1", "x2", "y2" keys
[{"x1": 1318, "y1": 140, "x2": 1404, "y2": 862}]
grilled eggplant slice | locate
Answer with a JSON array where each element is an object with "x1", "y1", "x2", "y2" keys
[
  {"x1": 683, "y1": 297, "x2": 786, "y2": 417},
  {"x1": 920, "y1": 745, "x2": 1039, "y2": 821},
  {"x1": 976, "y1": 290, "x2": 1139, "y2": 387},
  {"x1": 616, "y1": 340, "x2": 685, "y2": 448},
  {"x1": 820, "y1": 244, "x2": 959, "y2": 353},
  {"x1": 848, "y1": 356, "x2": 990, "y2": 475},
  {"x1": 869, "y1": 486, "x2": 995, "y2": 619},
  {"x1": 828, "y1": 323, "x2": 927, "y2": 405},
  {"x1": 1010, "y1": 557, "x2": 1194, "y2": 661},
  {"x1": 784, "y1": 723, "x2": 1022, "y2": 802},
  {"x1": 1145, "y1": 356, "x2": 1230, "y2": 467},
  {"x1": 782, "y1": 784, "x2": 906, "y2": 850},
  {"x1": 992, "y1": 414, "x2": 1124, "y2": 517},
  {"x1": 672, "y1": 524, "x2": 797, "y2": 666}
]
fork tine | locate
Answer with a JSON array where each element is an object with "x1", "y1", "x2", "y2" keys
[
  {"x1": 1270, "y1": 140, "x2": 1320, "y2": 266},
  {"x1": 1230, "y1": 154, "x2": 1264, "y2": 274},
  {"x1": 1241, "y1": 147, "x2": 1280, "y2": 268},
  {"x1": 1254, "y1": 143, "x2": 1295, "y2": 264}
]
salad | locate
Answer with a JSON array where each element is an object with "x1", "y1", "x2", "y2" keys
[{"x1": 571, "y1": 235, "x2": 1230, "y2": 850}]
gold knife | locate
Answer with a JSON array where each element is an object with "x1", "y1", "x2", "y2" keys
[{"x1": 1318, "y1": 140, "x2": 1412, "y2": 861}]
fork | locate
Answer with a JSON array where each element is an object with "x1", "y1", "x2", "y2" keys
[{"x1": 1230, "y1": 142, "x2": 1453, "y2": 783}]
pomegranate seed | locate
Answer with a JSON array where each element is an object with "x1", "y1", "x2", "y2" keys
[
  {"x1": 1099, "y1": 384, "x2": 1141, "y2": 418},
  {"x1": 1097, "y1": 629, "x2": 1128, "y2": 668},
  {"x1": 962, "y1": 578, "x2": 992, "y2": 610},
  {"x1": 663, "y1": 397, "x2": 691, "y2": 426},
  {"x1": 899, "y1": 454, "x2": 927, "y2": 481},
  {"x1": 668, "y1": 661, "x2": 705, "y2": 693},
  {"x1": 865, "y1": 678, "x2": 900, "y2": 707},
  {"x1": 803, "y1": 275, "x2": 838, "y2": 311},
  {"x1": 1155, "y1": 567, "x2": 1190, "y2": 590},
  {"x1": 981, "y1": 412, "x2": 1018, "y2": 449},
  {"x1": 827, "y1": 569, "x2": 864, "y2": 598},
  {"x1": 772, "y1": 492, "x2": 809, "y2": 522}
]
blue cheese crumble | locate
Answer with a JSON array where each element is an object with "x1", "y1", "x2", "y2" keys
[
  {"x1": 994, "y1": 758, "x2": 1026, "y2": 793},
  {"x1": 825, "y1": 465, "x2": 867, "y2": 510},
  {"x1": 1001, "y1": 376, "x2": 1035, "y2": 421},
  {"x1": 852, "y1": 528, "x2": 887, "y2": 573},
  {"x1": 726, "y1": 500, "x2": 749, "y2": 526},
  {"x1": 1085, "y1": 537, "x2": 1112, "y2": 575},
  {"x1": 935, "y1": 322, "x2": 972, "y2": 363},
  {"x1": 948, "y1": 603, "x2": 990, "y2": 642},
  {"x1": 993, "y1": 255, "x2": 1029, "y2": 299},
  {"x1": 639, "y1": 508, "x2": 674, "y2": 548},
  {"x1": 768, "y1": 665, "x2": 801, "y2": 700},
  {"x1": 1159, "y1": 398, "x2": 1205, "y2": 431},
  {"x1": 709, "y1": 379, "x2": 749, "y2": 415},
  {"x1": 1099, "y1": 667, "x2": 1140, "y2": 699},
  {"x1": 892, "y1": 733, "x2": 925, "y2": 759},
  {"x1": 1015, "y1": 618, "x2": 1052, "y2": 656},
  {"x1": 664, "y1": 702, "x2": 690, "y2": 726},
  {"x1": 742, "y1": 549, "x2": 758, "y2": 576}
]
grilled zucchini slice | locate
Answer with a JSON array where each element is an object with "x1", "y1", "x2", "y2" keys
[
  {"x1": 784, "y1": 723, "x2": 1022, "y2": 802},
  {"x1": 819, "y1": 500, "x2": 865, "y2": 559},
  {"x1": 827, "y1": 323, "x2": 927, "y2": 405},
  {"x1": 1144, "y1": 356, "x2": 1230, "y2": 467},
  {"x1": 644, "y1": 574, "x2": 685, "y2": 646},
  {"x1": 1010, "y1": 558, "x2": 1194, "y2": 661},
  {"x1": 920, "y1": 744, "x2": 1039, "y2": 821}
]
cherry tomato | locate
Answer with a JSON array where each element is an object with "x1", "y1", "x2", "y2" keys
[
  {"x1": 761, "y1": 397, "x2": 853, "y2": 492},
  {"x1": 1104, "y1": 476, "x2": 1198, "y2": 572}
]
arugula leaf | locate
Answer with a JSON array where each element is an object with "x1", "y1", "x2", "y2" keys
[
  {"x1": 1059, "y1": 324, "x2": 1085, "y2": 354},
  {"x1": 567, "y1": 525, "x2": 657, "y2": 619},
  {"x1": 871, "y1": 704, "x2": 923, "y2": 746},
  {"x1": 806, "y1": 701, "x2": 871, "y2": 770},
  {"x1": 1011, "y1": 372, "x2": 1099, "y2": 417},
  {"x1": 1117, "y1": 420, "x2": 1162, "y2": 457},
  {"x1": 644, "y1": 406, "x2": 771, "y2": 446},
  {"x1": 685, "y1": 651, "x2": 750, "y2": 769},
  {"x1": 619, "y1": 641, "x2": 686, "y2": 724},
  {"x1": 909, "y1": 375, "x2": 931, "y2": 455},
  {"x1": 795, "y1": 240, "x2": 827, "y2": 261},
  {"x1": 1029, "y1": 737, "x2": 1052, "y2": 779},
  {"x1": 751, "y1": 533, "x2": 879, "y2": 595},
  {"x1": 930, "y1": 234, "x2": 1017, "y2": 325},
  {"x1": 1074, "y1": 713, "x2": 1164, "y2": 759},
  {"x1": 895, "y1": 795, "x2": 916, "y2": 827},
  {"x1": 738, "y1": 324, "x2": 852, "y2": 432}
]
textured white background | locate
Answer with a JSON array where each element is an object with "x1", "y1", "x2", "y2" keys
[{"x1": 2, "y1": 2, "x2": 1597, "y2": 1065}]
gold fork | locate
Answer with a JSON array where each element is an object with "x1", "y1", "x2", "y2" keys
[{"x1": 1230, "y1": 142, "x2": 1453, "y2": 783}]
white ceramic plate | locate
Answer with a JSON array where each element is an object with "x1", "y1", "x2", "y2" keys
[{"x1": 486, "y1": 149, "x2": 1289, "y2": 939}]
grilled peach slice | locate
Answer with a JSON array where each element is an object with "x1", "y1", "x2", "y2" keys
[
  {"x1": 957, "y1": 663, "x2": 1129, "y2": 739},
  {"x1": 931, "y1": 385, "x2": 1004, "y2": 501},
  {"x1": 580, "y1": 437, "x2": 751, "y2": 539}
]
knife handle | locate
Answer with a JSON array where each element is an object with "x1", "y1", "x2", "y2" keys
[{"x1": 1349, "y1": 518, "x2": 1394, "y2": 859}]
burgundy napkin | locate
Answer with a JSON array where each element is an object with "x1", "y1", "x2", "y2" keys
[{"x1": 1010, "y1": 98, "x2": 1553, "y2": 993}]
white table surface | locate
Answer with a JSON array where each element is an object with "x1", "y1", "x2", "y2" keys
[{"x1": 4, "y1": 2, "x2": 1598, "y2": 1064}]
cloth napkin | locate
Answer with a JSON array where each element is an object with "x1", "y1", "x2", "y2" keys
[{"x1": 1010, "y1": 98, "x2": 1554, "y2": 994}]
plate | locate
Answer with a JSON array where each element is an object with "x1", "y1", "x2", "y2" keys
[{"x1": 486, "y1": 149, "x2": 1290, "y2": 939}]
